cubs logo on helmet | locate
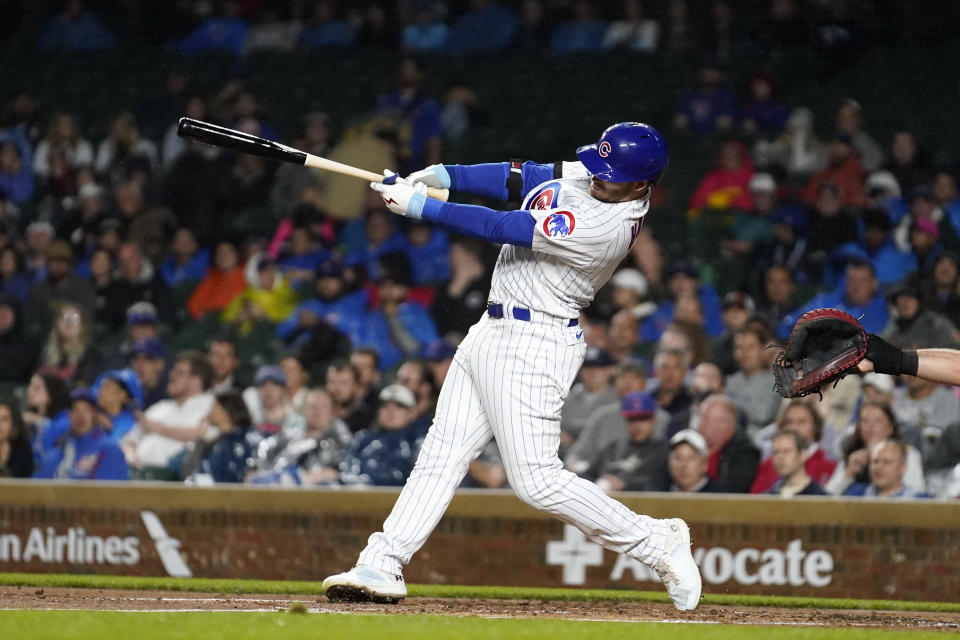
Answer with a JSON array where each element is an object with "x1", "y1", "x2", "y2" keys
[
  {"x1": 598, "y1": 141, "x2": 612, "y2": 157},
  {"x1": 543, "y1": 211, "x2": 575, "y2": 238}
]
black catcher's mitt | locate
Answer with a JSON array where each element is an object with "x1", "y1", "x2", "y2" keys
[{"x1": 773, "y1": 308, "x2": 868, "y2": 399}]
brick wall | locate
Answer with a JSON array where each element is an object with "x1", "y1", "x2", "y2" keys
[{"x1": 1, "y1": 481, "x2": 957, "y2": 601}]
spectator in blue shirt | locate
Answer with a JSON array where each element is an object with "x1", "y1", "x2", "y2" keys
[
  {"x1": 673, "y1": 59, "x2": 737, "y2": 136},
  {"x1": 182, "y1": 390, "x2": 254, "y2": 484},
  {"x1": 844, "y1": 439, "x2": 931, "y2": 499},
  {"x1": 277, "y1": 226, "x2": 332, "y2": 291},
  {"x1": 376, "y1": 58, "x2": 444, "y2": 174},
  {"x1": 402, "y1": 5, "x2": 449, "y2": 52},
  {"x1": 551, "y1": 0, "x2": 606, "y2": 54},
  {"x1": 298, "y1": 0, "x2": 355, "y2": 48},
  {"x1": 0, "y1": 131, "x2": 34, "y2": 205},
  {"x1": 778, "y1": 259, "x2": 890, "y2": 339},
  {"x1": 277, "y1": 260, "x2": 367, "y2": 345},
  {"x1": 94, "y1": 368, "x2": 144, "y2": 441},
  {"x1": 173, "y1": 0, "x2": 248, "y2": 56},
  {"x1": 34, "y1": 388, "x2": 129, "y2": 480},
  {"x1": 342, "y1": 207, "x2": 410, "y2": 281},
  {"x1": 642, "y1": 260, "x2": 725, "y2": 342},
  {"x1": 448, "y1": 0, "x2": 518, "y2": 54},
  {"x1": 160, "y1": 228, "x2": 210, "y2": 288},
  {"x1": 339, "y1": 384, "x2": 428, "y2": 486},
  {"x1": 833, "y1": 208, "x2": 917, "y2": 286},
  {"x1": 403, "y1": 220, "x2": 450, "y2": 285},
  {"x1": 36, "y1": 0, "x2": 116, "y2": 51}
]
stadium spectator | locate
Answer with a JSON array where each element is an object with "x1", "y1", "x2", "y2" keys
[
  {"x1": 36, "y1": 303, "x2": 102, "y2": 386},
  {"x1": 907, "y1": 217, "x2": 944, "y2": 275},
  {"x1": 801, "y1": 134, "x2": 866, "y2": 208},
  {"x1": 755, "y1": 267, "x2": 799, "y2": 346},
  {"x1": 221, "y1": 253, "x2": 299, "y2": 334},
  {"x1": 754, "y1": 107, "x2": 826, "y2": 187},
  {"x1": 121, "y1": 350, "x2": 215, "y2": 480},
  {"x1": 181, "y1": 390, "x2": 254, "y2": 485},
  {"x1": 375, "y1": 58, "x2": 443, "y2": 174},
  {"x1": 720, "y1": 173, "x2": 776, "y2": 263},
  {"x1": 603, "y1": 0, "x2": 659, "y2": 52},
  {"x1": 32, "y1": 112, "x2": 93, "y2": 194},
  {"x1": 277, "y1": 260, "x2": 364, "y2": 344},
  {"x1": 863, "y1": 170, "x2": 906, "y2": 218},
  {"x1": 885, "y1": 283, "x2": 960, "y2": 350},
  {"x1": 447, "y1": 0, "x2": 518, "y2": 54},
  {"x1": 750, "y1": 400, "x2": 837, "y2": 493},
  {"x1": 0, "y1": 129, "x2": 33, "y2": 204},
  {"x1": 395, "y1": 358, "x2": 437, "y2": 423},
  {"x1": 609, "y1": 268, "x2": 655, "y2": 320},
  {"x1": 241, "y1": 4, "x2": 302, "y2": 55},
  {"x1": 710, "y1": 291, "x2": 754, "y2": 375},
  {"x1": 280, "y1": 354, "x2": 311, "y2": 416},
  {"x1": 173, "y1": 0, "x2": 248, "y2": 56},
  {"x1": 34, "y1": 388, "x2": 128, "y2": 480},
  {"x1": 725, "y1": 325, "x2": 779, "y2": 435},
  {"x1": 825, "y1": 401, "x2": 925, "y2": 496},
  {"x1": 651, "y1": 348, "x2": 692, "y2": 421},
  {"x1": 687, "y1": 140, "x2": 754, "y2": 218},
  {"x1": 749, "y1": 207, "x2": 811, "y2": 293},
  {"x1": 36, "y1": 0, "x2": 116, "y2": 51},
  {"x1": 697, "y1": 394, "x2": 760, "y2": 493},
  {"x1": 162, "y1": 96, "x2": 217, "y2": 167},
  {"x1": 93, "y1": 368, "x2": 143, "y2": 441},
  {"x1": 248, "y1": 389, "x2": 352, "y2": 485},
  {"x1": 431, "y1": 237, "x2": 490, "y2": 342},
  {"x1": 298, "y1": 0, "x2": 355, "y2": 48},
  {"x1": 186, "y1": 241, "x2": 247, "y2": 320},
  {"x1": 740, "y1": 72, "x2": 788, "y2": 139},
  {"x1": 884, "y1": 129, "x2": 931, "y2": 198},
  {"x1": 462, "y1": 440, "x2": 508, "y2": 489},
  {"x1": 339, "y1": 383, "x2": 427, "y2": 487},
  {"x1": 421, "y1": 338, "x2": 455, "y2": 388},
  {"x1": 276, "y1": 223, "x2": 333, "y2": 289},
  {"x1": 561, "y1": 346, "x2": 618, "y2": 449},
  {"x1": 667, "y1": 428, "x2": 714, "y2": 493},
  {"x1": 514, "y1": 0, "x2": 549, "y2": 49},
  {"x1": 403, "y1": 221, "x2": 450, "y2": 286},
  {"x1": 113, "y1": 180, "x2": 176, "y2": 267},
  {"x1": 551, "y1": 0, "x2": 605, "y2": 54},
  {"x1": 102, "y1": 241, "x2": 174, "y2": 331},
  {"x1": 919, "y1": 252, "x2": 960, "y2": 320},
  {"x1": 0, "y1": 246, "x2": 33, "y2": 304},
  {"x1": 350, "y1": 347, "x2": 382, "y2": 406},
  {"x1": 767, "y1": 429, "x2": 828, "y2": 496},
  {"x1": 325, "y1": 359, "x2": 375, "y2": 434},
  {"x1": 22, "y1": 373, "x2": 70, "y2": 464},
  {"x1": 642, "y1": 260, "x2": 724, "y2": 342},
  {"x1": 0, "y1": 398, "x2": 33, "y2": 478},
  {"x1": 805, "y1": 182, "x2": 858, "y2": 276},
  {"x1": 834, "y1": 98, "x2": 883, "y2": 172},
  {"x1": 833, "y1": 207, "x2": 916, "y2": 285},
  {"x1": 160, "y1": 228, "x2": 209, "y2": 288},
  {"x1": 595, "y1": 392, "x2": 670, "y2": 493},
  {"x1": 402, "y1": 3, "x2": 448, "y2": 52},
  {"x1": 892, "y1": 369, "x2": 960, "y2": 448},
  {"x1": 207, "y1": 336, "x2": 242, "y2": 394},
  {"x1": 128, "y1": 337, "x2": 167, "y2": 408},
  {"x1": 665, "y1": 362, "x2": 724, "y2": 439},
  {"x1": 342, "y1": 206, "x2": 408, "y2": 280},
  {"x1": 24, "y1": 239, "x2": 96, "y2": 339},
  {"x1": 673, "y1": 59, "x2": 737, "y2": 136},
  {"x1": 242, "y1": 365, "x2": 305, "y2": 437},
  {"x1": 94, "y1": 111, "x2": 158, "y2": 183},
  {"x1": 0, "y1": 293, "x2": 38, "y2": 383},
  {"x1": 844, "y1": 438, "x2": 931, "y2": 499}
]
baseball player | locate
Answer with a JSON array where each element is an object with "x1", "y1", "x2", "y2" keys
[{"x1": 322, "y1": 123, "x2": 702, "y2": 611}]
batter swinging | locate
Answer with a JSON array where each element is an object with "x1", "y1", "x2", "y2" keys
[{"x1": 322, "y1": 122, "x2": 702, "y2": 611}]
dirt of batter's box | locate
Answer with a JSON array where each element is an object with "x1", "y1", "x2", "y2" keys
[{"x1": 1, "y1": 587, "x2": 958, "y2": 631}]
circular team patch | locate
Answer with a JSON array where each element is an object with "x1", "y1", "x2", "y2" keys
[
  {"x1": 543, "y1": 211, "x2": 576, "y2": 238},
  {"x1": 531, "y1": 187, "x2": 556, "y2": 210},
  {"x1": 598, "y1": 141, "x2": 612, "y2": 157}
]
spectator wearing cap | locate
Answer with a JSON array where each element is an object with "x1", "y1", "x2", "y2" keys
[
  {"x1": 128, "y1": 337, "x2": 168, "y2": 407},
  {"x1": 561, "y1": 346, "x2": 619, "y2": 450},
  {"x1": 833, "y1": 207, "x2": 916, "y2": 286},
  {"x1": 844, "y1": 438, "x2": 931, "y2": 499},
  {"x1": 687, "y1": 140, "x2": 754, "y2": 218},
  {"x1": 276, "y1": 259, "x2": 365, "y2": 352},
  {"x1": 221, "y1": 252, "x2": 298, "y2": 334},
  {"x1": 101, "y1": 241, "x2": 174, "y2": 332},
  {"x1": 834, "y1": 99, "x2": 883, "y2": 173},
  {"x1": 863, "y1": 170, "x2": 907, "y2": 221},
  {"x1": 750, "y1": 400, "x2": 837, "y2": 493},
  {"x1": 0, "y1": 293, "x2": 38, "y2": 383},
  {"x1": 565, "y1": 361, "x2": 670, "y2": 478},
  {"x1": 697, "y1": 394, "x2": 760, "y2": 492},
  {"x1": 207, "y1": 335, "x2": 243, "y2": 394},
  {"x1": 345, "y1": 252, "x2": 438, "y2": 371},
  {"x1": 778, "y1": 259, "x2": 889, "y2": 339},
  {"x1": 160, "y1": 228, "x2": 210, "y2": 289},
  {"x1": 187, "y1": 241, "x2": 247, "y2": 320},
  {"x1": 749, "y1": 205, "x2": 810, "y2": 291},
  {"x1": 102, "y1": 301, "x2": 161, "y2": 368},
  {"x1": 710, "y1": 291, "x2": 755, "y2": 375},
  {"x1": 885, "y1": 283, "x2": 960, "y2": 350},
  {"x1": 339, "y1": 384, "x2": 427, "y2": 487},
  {"x1": 422, "y1": 338, "x2": 455, "y2": 387},
  {"x1": 766, "y1": 429, "x2": 828, "y2": 497},
  {"x1": 641, "y1": 260, "x2": 724, "y2": 343},
  {"x1": 23, "y1": 238, "x2": 96, "y2": 340},
  {"x1": 801, "y1": 132, "x2": 866, "y2": 208},
  {"x1": 755, "y1": 266, "x2": 797, "y2": 335},
  {"x1": 280, "y1": 354, "x2": 312, "y2": 416},
  {"x1": 610, "y1": 268, "x2": 656, "y2": 320},
  {"x1": 668, "y1": 428, "x2": 715, "y2": 493},
  {"x1": 242, "y1": 365, "x2": 305, "y2": 438},
  {"x1": 594, "y1": 392, "x2": 670, "y2": 493},
  {"x1": 892, "y1": 185, "x2": 948, "y2": 257},
  {"x1": 432, "y1": 236, "x2": 490, "y2": 342},
  {"x1": 93, "y1": 368, "x2": 143, "y2": 441},
  {"x1": 34, "y1": 388, "x2": 129, "y2": 481},
  {"x1": 725, "y1": 325, "x2": 780, "y2": 436},
  {"x1": 121, "y1": 350, "x2": 215, "y2": 480},
  {"x1": 181, "y1": 390, "x2": 255, "y2": 485}
]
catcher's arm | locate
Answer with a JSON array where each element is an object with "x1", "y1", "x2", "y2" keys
[{"x1": 859, "y1": 335, "x2": 960, "y2": 385}]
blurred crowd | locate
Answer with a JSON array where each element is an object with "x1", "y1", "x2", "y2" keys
[{"x1": 0, "y1": 0, "x2": 958, "y2": 500}]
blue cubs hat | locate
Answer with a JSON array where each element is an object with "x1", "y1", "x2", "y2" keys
[
  {"x1": 621, "y1": 391, "x2": 656, "y2": 419},
  {"x1": 577, "y1": 122, "x2": 668, "y2": 184}
]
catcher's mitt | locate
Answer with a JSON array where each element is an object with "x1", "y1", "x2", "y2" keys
[{"x1": 772, "y1": 308, "x2": 868, "y2": 399}]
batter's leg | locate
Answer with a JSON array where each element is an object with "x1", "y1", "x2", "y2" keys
[{"x1": 356, "y1": 349, "x2": 492, "y2": 575}]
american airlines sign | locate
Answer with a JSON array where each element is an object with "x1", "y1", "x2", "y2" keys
[
  {"x1": 0, "y1": 511, "x2": 191, "y2": 577},
  {"x1": 547, "y1": 524, "x2": 834, "y2": 588}
]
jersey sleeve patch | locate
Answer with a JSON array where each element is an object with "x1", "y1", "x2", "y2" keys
[{"x1": 542, "y1": 211, "x2": 576, "y2": 237}]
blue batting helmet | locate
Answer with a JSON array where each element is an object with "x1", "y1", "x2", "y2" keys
[{"x1": 576, "y1": 122, "x2": 668, "y2": 184}]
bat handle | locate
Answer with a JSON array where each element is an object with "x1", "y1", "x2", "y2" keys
[{"x1": 426, "y1": 187, "x2": 449, "y2": 202}]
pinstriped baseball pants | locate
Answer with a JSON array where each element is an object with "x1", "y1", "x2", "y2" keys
[{"x1": 357, "y1": 314, "x2": 668, "y2": 575}]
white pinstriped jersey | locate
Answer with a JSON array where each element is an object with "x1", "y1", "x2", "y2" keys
[{"x1": 487, "y1": 161, "x2": 650, "y2": 318}]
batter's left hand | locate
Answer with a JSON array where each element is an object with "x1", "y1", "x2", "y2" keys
[{"x1": 372, "y1": 170, "x2": 428, "y2": 219}]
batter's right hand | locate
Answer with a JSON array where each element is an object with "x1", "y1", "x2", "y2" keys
[{"x1": 405, "y1": 164, "x2": 451, "y2": 189}]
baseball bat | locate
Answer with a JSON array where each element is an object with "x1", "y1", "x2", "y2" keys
[{"x1": 176, "y1": 117, "x2": 449, "y2": 201}]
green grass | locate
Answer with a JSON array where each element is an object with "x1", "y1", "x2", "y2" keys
[
  {"x1": 0, "y1": 611, "x2": 949, "y2": 640},
  {"x1": 1, "y1": 573, "x2": 958, "y2": 614}
]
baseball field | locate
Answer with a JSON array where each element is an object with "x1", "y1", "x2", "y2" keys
[{"x1": 1, "y1": 573, "x2": 957, "y2": 638}]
